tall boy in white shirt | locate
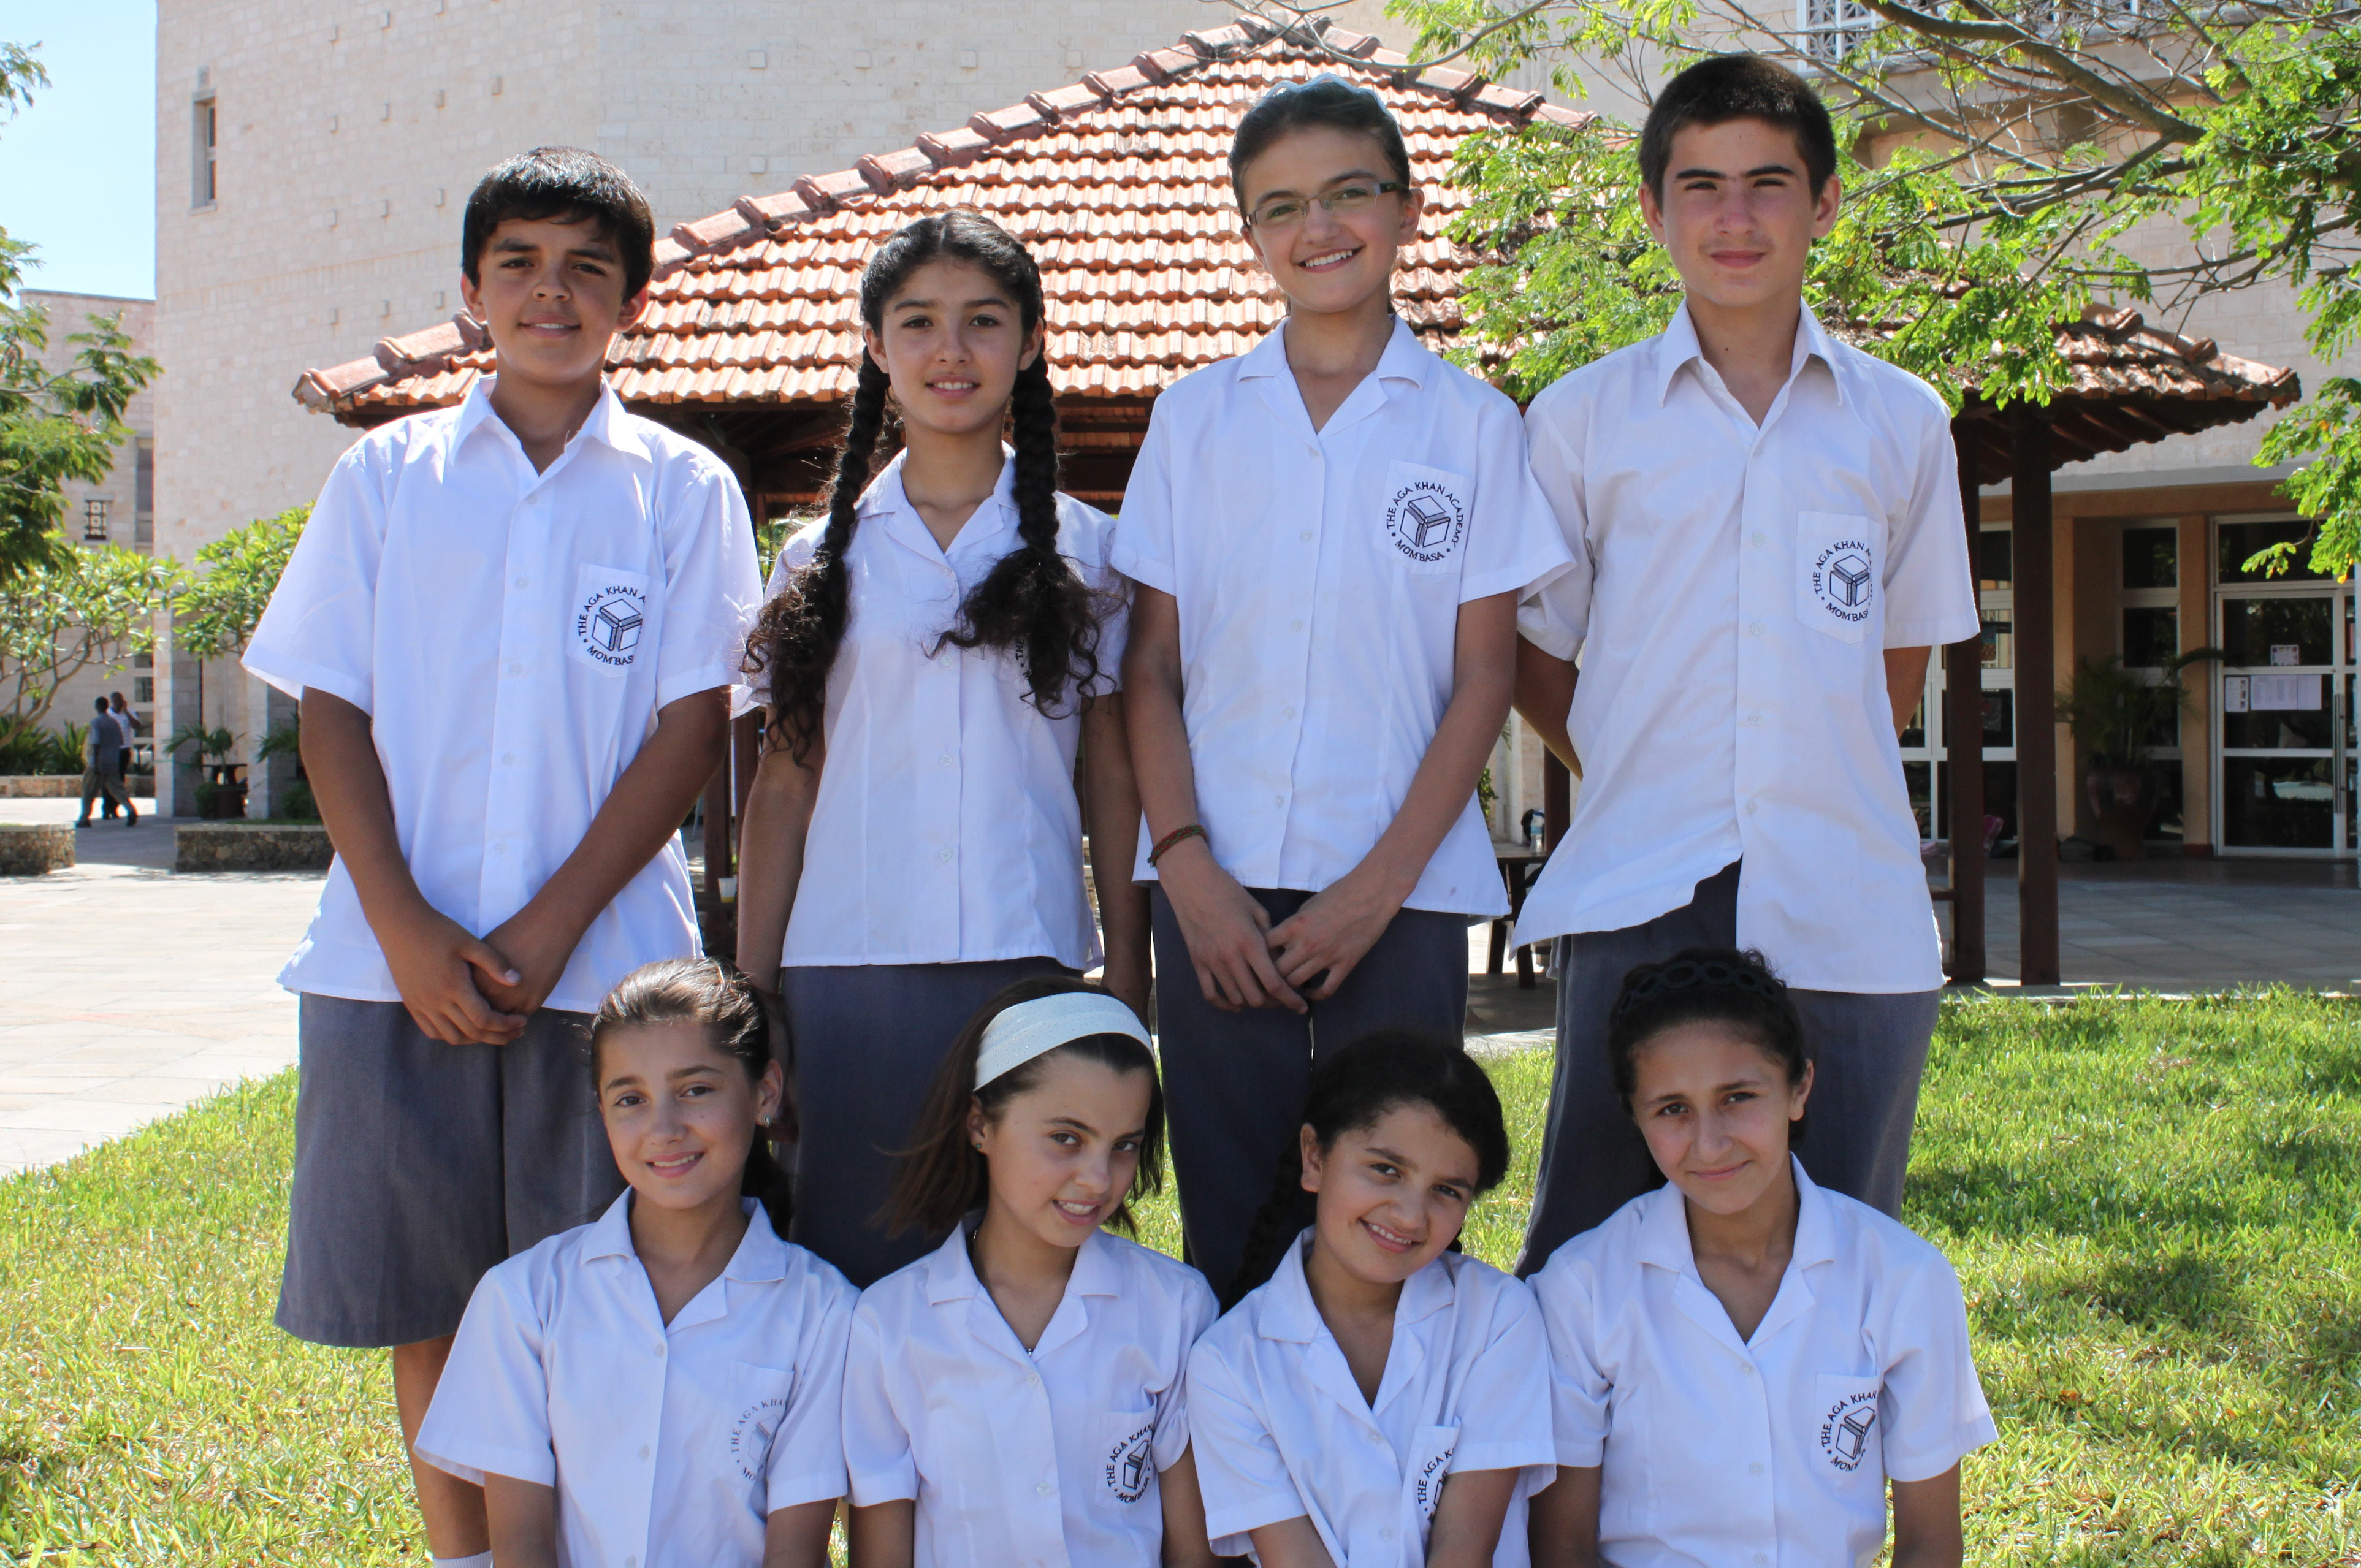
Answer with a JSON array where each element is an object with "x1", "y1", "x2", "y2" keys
[
  {"x1": 1509, "y1": 56, "x2": 1978, "y2": 1271},
  {"x1": 244, "y1": 147, "x2": 761, "y2": 1567}
]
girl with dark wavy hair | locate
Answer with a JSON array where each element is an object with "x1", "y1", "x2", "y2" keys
[{"x1": 735, "y1": 210, "x2": 1146, "y2": 1287}]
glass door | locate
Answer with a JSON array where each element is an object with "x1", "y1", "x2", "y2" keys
[{"x1": 2213, "y1": 519, "x2": 2351, "y2": 855}]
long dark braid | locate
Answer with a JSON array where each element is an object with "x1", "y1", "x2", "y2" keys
[
  {"x1": 744, "y1": 210, "x2": 1104, "y2": 760},
  {"x1": 936, "y1": 353, "x2": 1108, "y2": 715}
]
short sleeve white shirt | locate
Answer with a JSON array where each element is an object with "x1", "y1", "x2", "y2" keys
[
  {"x1": 1530, "y1": 1159, "x2": 1998, "y2": 1568},
  {"x1": 1512, "y1": 305, "x2": 1979, "y2": 991},
  {"x1": 414, "y1": 1194, "x2": 856, "y2": 1568},
  {"x1": 758, "y1": 451, "x2": 1127, "y2": 969},
  {"x1": 1110, "y1": 317, "x2": 1572, "y2": 917},
  {"x1": 841, "y1": 1224, "x2": 1218, "y2": 1568},
  {"x1": 245, "y1": 378, "x2": 763, "y2": 1011},
  {"x1": 1186, "y1": 1235, "x2": 1557, "y2": 1566}
]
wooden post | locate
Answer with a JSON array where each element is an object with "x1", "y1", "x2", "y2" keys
[
  {"x1": 1944, "y1": 418, "x2": 1986, "y2": 983},
  {"x1": 2010, "y1": 403, "x2": 2061, "y2": 986},
  {"x1": 1543, "y1": 752, "x2": 1571, "y2": 854}
]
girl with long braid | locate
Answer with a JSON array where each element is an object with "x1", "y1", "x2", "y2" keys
[{"x1": 738, "y1": 210, "x2": 1146, "y2": 1287}]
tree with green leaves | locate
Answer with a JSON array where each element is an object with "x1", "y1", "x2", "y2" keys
[
  {"x1": 1227, "y1": 0, "x2": 2361, "y2": 574},
  {"x1": 0, "y1": 41, "x2": 163, "y2": 580},
  {"x1": 0, "y1": 543, "x2": 182, "y2": 741},
  {"x1": 172, "y1": 504, "x2": 310, "y2": 661}
]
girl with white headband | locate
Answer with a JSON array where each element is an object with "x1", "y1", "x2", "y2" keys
[{"x1": 841, "y1": 976, "x2": 1221, "y2": 1568}]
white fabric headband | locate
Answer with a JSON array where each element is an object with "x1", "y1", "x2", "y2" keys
[{"x1": 975, "y1": 993, "x2": 1151, "y2": 1089}]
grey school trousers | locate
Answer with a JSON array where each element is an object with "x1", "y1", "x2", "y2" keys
[
  {"x1": 1151, "y1": 888, "x2": 1471, "y2": 1300},
  {"x1": 779, "y1": 956, "x2": 1070, "y2": 1288},
  {"x1": 1512, "y1": 861, "x2": 1939, "y2": 1277}
]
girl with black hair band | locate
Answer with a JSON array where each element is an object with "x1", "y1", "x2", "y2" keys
[
  {"x1": 1526, "y1": 949, "x2": 1993, "y2": 1568},
  {"x1": 414, "y1": 958, "x2": 856, "y2": 1568},
  {"x1": 1114, "y1": 77, "x2": 1573, "y2": 1301},
  {"x1": 841, "y1": 975, "x2": 1220, "y2": 1568},
  {"x1": 738, "y1": 210, "x2": 1147, "y2": 1287},
  {"x1": 1185, "y1": 1034, "x2": 1555, "y2": 1568}
]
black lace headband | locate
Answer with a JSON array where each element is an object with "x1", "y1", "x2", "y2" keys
[{"x1": 1610, "y1": 957, "x2": 1783, "y2": 1022}]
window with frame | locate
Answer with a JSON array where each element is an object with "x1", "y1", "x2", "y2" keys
[
  {"x1": 83, "y1": 497, "x2": 111, "y2": 541},
  {"x1": 1799, "y1": 0, "x2": 1872, "y2": 61},
  {"x1": 193, "y1": 96, "x2": 218, "y2": 207}
]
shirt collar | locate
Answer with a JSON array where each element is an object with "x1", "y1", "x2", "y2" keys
[
  {"x1": 1253, "y1": 1228, "x2": 1457, "y2": 1342},
  {"x1": 1651, "y1": 300, "x2": 1844, "y2": 409},
  {"x1": 449, "y1": 375, "x2": 654, "y2": 465},
  {"x1": 1633, "y1": 1154, "x2": 1835, "y2": 1272},
  {"x1": 861, "y1": 446, "x2": 1022, "y2": 557},
  {"x1": 578, "y1": 1190, "x2": 788, "y2": 1284},
  {"x1": 1235, "y1": 314, "x2": 1429, "y2": 388},
  {"x1": 920, "y1": 1216, "x2": 1124, "y2": 1306}
]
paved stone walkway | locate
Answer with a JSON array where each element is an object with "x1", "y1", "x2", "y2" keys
[{"x1": 0, "y1": 798, "x2": 316, "y2": 1176}]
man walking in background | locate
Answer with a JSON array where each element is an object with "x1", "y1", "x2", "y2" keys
[
  {"x1": 102, "y1": 691, "x2": 140, "y2": 818},
  {"x1": 75, "y1": 698, "x2": 135, "y2": 827}
]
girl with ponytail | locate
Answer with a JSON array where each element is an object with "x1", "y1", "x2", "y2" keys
[
  {"x1": 414, "y1": 957, "x2": 855, "y2": 1568},
  {"x1": 736, "y1": 210, "x2": 1146, "y2": 1287},
  {"x1": 1184, "y1": 1032, "x2": 1554, "y2": 1567}
]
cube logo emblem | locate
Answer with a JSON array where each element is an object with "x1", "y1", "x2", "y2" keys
[
  {"x1": 1807, "y1": 536, "x2": 1877, "y2": 628},
  {"x1": 573, "y1": 581, "x2": 649, "y2": 669},
  {"x1": 1383, "y1": 471, "x2": 1469, "y2": 571},
  {"x1": 1103, "y1": 1421, "x2": 1156, "y2": 1503},
  {"x1": 1828, "y1": 550, "x2": 1872, "y2": 608},
  {"x1": 1817, "y1": 1388, "x2": 1880, "y2": 1473}
]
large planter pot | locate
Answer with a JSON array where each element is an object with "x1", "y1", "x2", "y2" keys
[{"x1": 2085, "y1": 763, "x2": 2156, "y2": 861}]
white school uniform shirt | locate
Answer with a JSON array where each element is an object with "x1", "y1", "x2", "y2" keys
[
  {"x1": 1186, "y1": 1235, "x2": 1557, "y2": 1567},
  {"x1": 413, "y1": 1194, "x2": 856, "y2": 1568},
  {"x1": 1110, "y1": 316, "x2": 1572, "y2": 916},
  {"x1": 244, "y1": 377, "x2": 762, "y2": 1012},
  {"x1": 841, "y1": 1222, "x2": 1218, "y2": 1568},
  {"x1": 758, "y1": 450, "x2": 1126, "y2": 968},
  {"x1": 1512, "y1": 304, "x2": 1979, "y2": 992},
  {"x1": 1530, "y1": 1159, "x2": 1998, "y2": 1568}
]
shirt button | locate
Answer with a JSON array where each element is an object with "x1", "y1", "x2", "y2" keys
[
  {"x1": 1741, "y1": 1359, "x2": 1756, "y2": 1371},
  {"x1": 1036, "y1": 1480, "x2": 1053, "y2": 1496},
  {"x1": 1299, "y1": 530, "x2": 1314, "y2": 542},
  {"x1": 507, "y1": 662, "x2": 524, "y2": 676},
  {"x1": 1027, "y1": 1371, "x2": 1042, "y2": 1388},
  {"x1": 938, "y1": 752, "x2": 954, "y2": 767},
  {"x1": 492, "y1": 840, "x2": 508, "y2": 854},
  {"x1": 1745, "y1": 801, "x2": 1759, "y2": 816},
  {"x1": 1748, "y1": 620, "x2": 1766, "y2": 637},
  {"x1": 1273, "y1": 793, "x2": 1285, "y2": 808},
  {"x1": 1753, "y1": 1555, "x2": 1768, "y2": 1566},
  {"x1": 1749, "y1": 1461, "x2": 1764, "y2": 1475},
  {"x1": 1744, "y1": 713, "x2": 1761, "y2": 728},
  {"x1": 514, "y1": 575, "x2": 529, "y2": 588},
  {"x1": 1751, "y1": 531, "x2": 1766, "y2": 546},
  {"x1": 639, "y1": 1445, "x2": 652, "y2": 1461},
  {"x1": 501, "y1": 752, "x2": 517, "y2": 765},
  {"x1": 1281, "y1": 706, "x2": 1295, "y2": 720},
  {"x1": 939, "y1": 847, "x2": 956, "y2": 863},
  {"x1": 653, "y1": 1344, "x2": 665, "y2": 1357},
  {"x1": 625, "y1": 1558, "x2": 637, "y2": 1568},
  {"x1": 1291, "y1": 618, "x2": 1305, "y2": 631},
  {"x1": 1380, "y1": 1525, "x2": 1395, "y2": 1540}
]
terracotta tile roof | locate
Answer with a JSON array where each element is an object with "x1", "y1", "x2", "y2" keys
[
  {"x1": 295, "y1": 17, "x2": 1593, "y2": 421},
  {"x1": 292, "y1": 17, "x2": 2300, "y2": 495}
]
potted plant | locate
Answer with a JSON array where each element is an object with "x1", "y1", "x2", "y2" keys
[
  {"x1": 253, "y1": 715, "x2": 317, "y2": 820},
  {"x1": 168, "y1": 723, "x2": 246, "y2": 818},
  {"x1": 2055, "y1": 650, "x2": 2218, "y2": 859}
]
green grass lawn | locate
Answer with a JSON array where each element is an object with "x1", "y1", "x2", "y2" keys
[{"x1": 4, "y1": 993, "x2": 2358, "y2": 1566}]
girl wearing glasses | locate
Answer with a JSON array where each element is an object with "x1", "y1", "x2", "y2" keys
[{"x1": 1112, "y1": 75, "x2": 1571, "y2": 1300}]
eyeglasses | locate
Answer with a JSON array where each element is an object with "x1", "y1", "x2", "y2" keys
[{"x1": 1244, "y1": 181, "x2": 1411, "y2": 231}]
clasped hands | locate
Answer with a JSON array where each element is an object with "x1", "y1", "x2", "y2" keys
[{"x1": 1154, "y1": 837, "x2": 1406, "y2": 1013}]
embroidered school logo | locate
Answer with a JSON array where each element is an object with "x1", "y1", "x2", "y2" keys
[
  {"x1": 1412, "y1": 1438, "x2": 1457, "y2": 1518},
  {"x1": 1104, "y1": 1421, "x2": 1156, "y2": 1502},
  {"x1": 574, "y1": 580, "x2": 647, "y2": 668},
  {"x1": 1808, "y1": 540, "x2": 1876, "y2": 626},
  {"x1": 728, "y1": 1392, "x2": 790, "y2": 1482},
  {"x1": 1817, "y1": 1390, "x2": 1880, "y2": 1472},
  {"x1": 1383, "y1": 477, "x2": 1468, "y2": 568}
]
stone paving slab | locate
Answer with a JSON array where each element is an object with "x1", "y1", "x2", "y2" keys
[{"x1": 0, "y1": 826, "x2": 320, "y2": 1176}]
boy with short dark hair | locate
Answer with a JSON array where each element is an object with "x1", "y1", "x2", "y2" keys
[
  {"x1": 1510, "y1": 56, "x2": 1979, "y2": 1272},
  {"x1": 245, "y1": 146, "x2": 760, "y2": 1567}
]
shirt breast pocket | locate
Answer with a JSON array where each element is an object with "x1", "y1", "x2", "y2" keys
[
  {"x1": 566, "y1": 562, "x2": 654, "y2": 676},
  {"x1": 1381, "y1": 461, "x2": 1473, "y2": 577},
  {"x1": 1408, "y1": 1421, "x2": 1460, "y2": 1523},
  {"x1": 1808, "y1": 1372, "x2": 1886, "y2": 1485},
  {"x1": 1795, "y1": 512, "x2": 1878, "y2": 644},
  {"x1": 723, "y1": 1361, "x2": 798, "y2": 1488},
  {"x1": 1099, "y1": 1406, "x2": 1159, "y2": 1505}
]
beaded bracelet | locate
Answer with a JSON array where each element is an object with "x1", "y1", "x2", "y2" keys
[{"x1": 1146, "y1": 823, "x2": 1208, "y2": 866}]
